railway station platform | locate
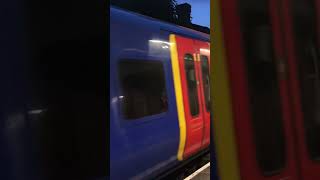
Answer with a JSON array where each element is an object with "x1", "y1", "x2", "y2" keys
[{"x1": 184, "y1": 162, "x2": 210, "y2": 180}]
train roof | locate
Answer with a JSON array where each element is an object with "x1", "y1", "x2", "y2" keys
[{"x1": 110, "y1": 6, "x2": 210, "y2": 42}]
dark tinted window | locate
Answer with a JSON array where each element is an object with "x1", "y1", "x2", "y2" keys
[
  {"x1": 292, "y1": 0, "x2": 320, "y2": 160},
  {"x1": 184, "y1": 54, "x2": 199, "y2": 116},
  {"x1": 118, "y1": 60, "x2": 168, "y2": 119},
  {"x1": 238, "y1": 0, "x2": 286, "y2": 174},
  {"x1": 201, "y1": 55, "x2": 210, "y2": 111}
]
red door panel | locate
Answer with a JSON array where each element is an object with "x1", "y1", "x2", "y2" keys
[
  {"x1": 282, "y1": 0, "x2": 320, "y2": 179},
  {"x1": 217, "y1": 0, "x2": 299, "y2": 179},
  {"x1": 194, "y1": 40, "x2": 211, "y2": 148},
  {"x1": 175, "y1": 35, "x2": 204, "y2": 158},
  {"x1": 216, "y1": 0, "x2": 320, "y2": 179}
]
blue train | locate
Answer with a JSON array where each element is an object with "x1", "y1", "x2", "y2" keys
[{"x1": 110, "y1": 6, "x2": 211, "y2": 180}]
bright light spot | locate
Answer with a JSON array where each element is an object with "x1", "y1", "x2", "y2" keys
[
  {"x1": 28, "y1": 109, "x2": 45, "y2": 115},
  {"x1": 200, "y1": 48, "x2": 210, "y2": 53},
  {"x1": 149, "y1": 39, "x2": 172, "y2": 45},
  {"x1": 119, "y1": 96, "x2": 124, "y2": 99},
  {"x1": 162, "y1": 45, "x2": 169, "y2": 49}
]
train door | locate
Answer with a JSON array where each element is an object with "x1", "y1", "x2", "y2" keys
[
  {"x1": 282, "y1": 0, "x2": 320, "y2": 179},
  {"x1": 211, "y1": 0, "x2": 299, "y2": 179},
  {"x1": 194, "y1": 40, "x2": 211, "y2": 148},
  {"x1": 172, "y1": 35, "x2": 205, "y2": 159}
]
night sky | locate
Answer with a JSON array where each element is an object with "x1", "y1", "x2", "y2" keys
[{"x1": 177, "y1": 0, "x2": 210, "y2": 28}]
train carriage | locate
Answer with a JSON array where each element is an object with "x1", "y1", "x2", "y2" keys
[
  {"x1": 110, "y1": 6, "x2": 211, "y2": 180},
  {"x1": 212, "y1": 0, "x2": 320, "y2": 179}
]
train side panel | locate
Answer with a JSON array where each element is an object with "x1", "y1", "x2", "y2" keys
[
  {"x1": 172, "y1": 35, "x2": 211, "y2": 159},
  {"x1": 110, "y1": 7, "x2": 210, "y2": 180},
  {"x1": 110, "y1": 8, "x2": 180, "y2": 180},
  {"x1": 194, "y1": 40, "x2": 211, "y2": 148}
]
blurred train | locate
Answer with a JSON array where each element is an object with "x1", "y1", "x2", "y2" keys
[
  {"x1": 110, "y1": 6, "x2": 211, "y2": 180},
  {"x1": 212, "y1": 0, "x2": 320, "y2": 180}
]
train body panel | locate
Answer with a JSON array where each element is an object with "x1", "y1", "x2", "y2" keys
[
  {"x1": 110, "y1": 6, "x2": 210, "y2": 180},
  {"x1": 173, "y1": 35, "x2": 211, "y2": 159},
  {"x1": 194, "y1": 40, "x2": 211, "y2": 148},
  {"x1": 212, "y1": 0, "x2": 320, "y2": 179},
  {"x1": 175, "y1": 35, "x2": 204, "y2": 158}
]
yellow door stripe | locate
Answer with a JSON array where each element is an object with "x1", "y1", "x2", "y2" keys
[
  {"x1": 211, "y1": 0, "x2": 241, "y2": 179},
  {"x1": 169, "y1": 34, "x2": 187, "y2": 161}
]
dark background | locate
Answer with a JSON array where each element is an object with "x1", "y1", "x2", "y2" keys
[{"x1": 0, "y1": 0, "x2": 108, "y2": 179}]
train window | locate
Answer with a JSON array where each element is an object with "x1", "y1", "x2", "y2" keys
[
  {"x1": 118, "y1": 60, "x2": 168, "y2": 119},
  {"x1": 184, "y1": 54, "x2": 199, "y2": 116},
  {"x1": 238, "y1": 0, "x2": 286, "y2": 175},
  {"x1": 201, "y1": 55, "x2": 210, "y2": 111},
  {"x1": 291, "y1": 0, "x2": 320, "y2": 160}
]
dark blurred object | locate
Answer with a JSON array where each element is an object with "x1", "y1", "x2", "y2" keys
[
  {"x1": 176, "y1": 3, "x2": 191, "y2": 24},
  {"x1": 0, "y1": 0, "x2": 107, "y2": 179}
]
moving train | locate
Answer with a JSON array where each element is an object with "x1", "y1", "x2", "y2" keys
[
  {"x1": 110, "y1": 6, "x2": 211, "y2": 180},
  {"x1": 212, "y1": 0, "x2": 320, "y2": 179}
]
